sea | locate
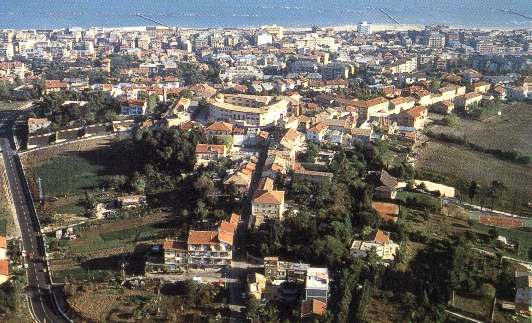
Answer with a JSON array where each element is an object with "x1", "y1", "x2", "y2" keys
[{"x1": 1, "y1": 0, "x2": 531, "y2": 29}]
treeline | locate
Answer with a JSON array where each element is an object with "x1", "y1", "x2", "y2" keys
[
  {"x1": 426, "y1": 131, "x2": 531, "y2": 165},
  {"x1": 124, "y1": 127, "x2": 238, "y2": 223},
  {"x1": 0, "y1": 80, "x2": 42, "y2": 101},
  {"x1": 32, "y1": 90, "x2": 120, "y2": 129}
]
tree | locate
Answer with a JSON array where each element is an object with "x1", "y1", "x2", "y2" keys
[
  {"x1": 468, "y1": 181, "x2": 478, "y2": 203},
  {"x1": 106, "y1": 175, "x2": 127, "y2": 190},
  {"x1": 479, "y1": 283, "x2": 496, "y2": 300},
  {"x1": 312, "y1": 235, "x2": 347, "y2": 268},
  {"x1": 488, "y1": 227, "x2": 498, "y2": 241},
  {"x1": 487, "y1": 180, "x2": 506, "y2": 210},
  {"x1": 130, "y1": 172, "x2": 146, "y2": 193},
  {"x1": 302, "y1": 141, "x2": 319, "y2": 163}
]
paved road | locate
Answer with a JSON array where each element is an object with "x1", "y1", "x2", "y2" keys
[
  {"x1": 443, "y1": 197, "x2": 526, "y2": 219},
  {"x1": 445, "y1": 310, "x2": 484, "y2": 323},
  {"x1": 0, "y1": 108, "x2": 69, "y2": 323}
]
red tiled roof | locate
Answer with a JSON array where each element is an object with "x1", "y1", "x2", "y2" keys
[
  {"x1": 0, "y1": 259, "x2": 8, "y2": 276},
  {"x1": 44, "y1": 80, "x2": 68, "y2": 89},
  {"x1": 308, "y1": 122, "x2": 327, "y2": 133},
  {"x1": 206, "y1": 121, "x2": 233, "y2": 133},
  {"x1": 301, "y1": 299, "x2": 327, "y2": 317},
  {"x1": 404, "y1": 106, "x2": 427, "y2": 119},
  {"x1": 253, "y1": 190, "x2": 284, "y2": 205},
  {"x1": 187, "y1": 231, "x2": 218, "y2": 245},
  {"x1": 0, "y1": 236, "x2": 6, "y2": 249},
  {"x1": 370, "y1": 229, "x2": 390, "y2": 244},
  {"x1": 218, "y1": 230, "x2": 234, "y2": 245},
  {"x1": 195, "y1": 144, "x2": 225, "y2": 155},
  {"x1": 372, "y1": 202, "x2": 399, "y2": 223}
]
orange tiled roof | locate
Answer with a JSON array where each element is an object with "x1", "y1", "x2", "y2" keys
[
  {"x1": 308, "y1": 122, "x2": 327, "y2": 133},
  {"x1": 0, "y1": 236, "x2": 6, "y2": 249},
  {"x1": 253, "y1": 190, "x2": 284, "y2": 205},
  {"x1": 372, "y1": 202, "x2": 399, "y2": 222},
  {"x1": 195, "y1": 144, "x2": 225, "y2": 155},
  {"x1": 404, "y1": 106, "x2": 427, "y2": 119},
  {"x1": 370, "y1": 229, "x2": 390, "y2": 244},
  {"x1": 187, "y1": 230, "x2": 218, "y2": 245},
  {"x1": 218, "y1": 230, "x2": 234, "y2": 245},
  {"x1": 163, "y1": 239, "x2": 178, "y2": 249},
  {"x1": 391, "y1": 96, "x2": 415, "y2": 105},
  {"x1": 44, "y1": 80, "x2": 68, "y2": 89},
  {"x1": 229, "y1": 213, "x2": 240, "y2": 225},
  {"x1": 206, "y1": 121, "x2": 233, "y2": 133},
  {"x1": 0, "y1": 259, "x2": 8, "y2": 276},
  {"x1": 301, "y1": 299, "x2": 327, "y2": 317},
  {"x1": 219, "y1": 221, "x2": 237, "y2": 235}
]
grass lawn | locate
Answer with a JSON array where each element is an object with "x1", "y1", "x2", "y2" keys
[{"x1": 33, "y1": 153, "x2": 108, "y2": 197}]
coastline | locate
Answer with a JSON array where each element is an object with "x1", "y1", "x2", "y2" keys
[{"x1": 4, "y1": 23, "x2": 530, "y2": 32}]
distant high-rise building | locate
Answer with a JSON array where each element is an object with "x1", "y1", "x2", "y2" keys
[
  {"x1": 357, "y1": 22, "x2": 372, "y2": 35},
  {"x1": 261, "y1": 25, "x2": 284, "y2": 40},
  {"x1": 255, "y1": 32, "x2": 273, "y2": 46},
  {"x1": 428, "y1": 32, "x2": 446, "y2": 48}
]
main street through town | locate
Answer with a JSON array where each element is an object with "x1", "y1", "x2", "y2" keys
[{"x1": 0, "y1": 107, "x2": 69, "y2": 323}]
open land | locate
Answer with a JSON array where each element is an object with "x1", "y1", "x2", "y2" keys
[
  {"x1": 417, "y1": 141, "x2": 532, "y2": 216},
  {"x1": 429, "y1": 102, "x2": 532, "y2": 156}
]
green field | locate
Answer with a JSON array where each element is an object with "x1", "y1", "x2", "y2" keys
[
  {"x1": 33, "y1": 153, "x2": 107, "y2": 197},
  {"x1": 429, "y1": 102, "x2": 532, "y2": 156},
  {"x1": 473, "y1": 223, "x2": 532, "y2": 261},
  {"x1": 417, "y1": 141, "x2": 532, "y2": 217}
]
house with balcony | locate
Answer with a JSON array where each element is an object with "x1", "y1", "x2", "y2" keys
[
  {"x1": 161, "y1": 213, "x2": 240, "y2": 271},
  {"x1": 187, "y1": 213, "x2": 239, "y2": 269},
  {"x1": 120, "y1": 99, "x2": 147, "y2": 116},
  {"x1": 350, "y1": 229, "x2": 400, "y2": 263},
  {"x1": 251, "y1": 189, "x2": 285, "y2": 227}
]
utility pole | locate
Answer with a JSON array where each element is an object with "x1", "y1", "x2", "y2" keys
[
  {"x1": 37, "y1": 177, "x2": 44, "y2": 204},
  {"x1": 121, "y1": 255, "x2": 126, "y2": 281}
]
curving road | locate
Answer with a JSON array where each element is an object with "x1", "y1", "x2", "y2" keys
[{"x1": 0, "y1": 107, "x2": 69, "y2": 323}]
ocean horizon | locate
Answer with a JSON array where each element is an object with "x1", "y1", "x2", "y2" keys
[{"x1": 1, "y1": 0, "x2": 532, "y2": 30}]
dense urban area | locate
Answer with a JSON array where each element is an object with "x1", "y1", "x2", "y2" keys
[{"x1": 0, "y1": 21, "x2": 531, "y2": 323}]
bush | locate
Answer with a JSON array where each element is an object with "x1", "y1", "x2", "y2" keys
[{"x1": 442, "y1": 114, "x2": 458, "y2": 126}]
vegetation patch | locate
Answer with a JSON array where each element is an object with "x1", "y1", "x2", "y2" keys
[{"x1": 33, "y1": 153, "x2": 107, "y2": 197}]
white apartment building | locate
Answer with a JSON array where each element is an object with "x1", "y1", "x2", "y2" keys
[
  {"x1": 350, "y1": 229, "x2": 400, "y2": 263},
  {"x1": 208, "y1": 94, "x2": 289, "y2": 127},
  {"x1": 357, "y1": 22, "x2": 373, "y2": 35},
  {"x1": 304, "y1": 267, "x2": 329, "y2": 304},
  {"x1": 219, "y1": 65, "x2": 264, "y2": 82}
]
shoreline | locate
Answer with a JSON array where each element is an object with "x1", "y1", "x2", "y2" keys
[{"x1": 2, "y1": 23, "x2": 531, "y2": 33}]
